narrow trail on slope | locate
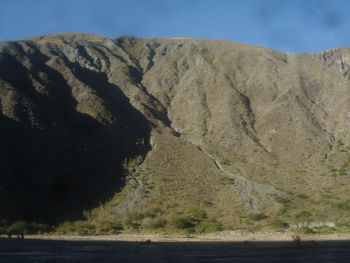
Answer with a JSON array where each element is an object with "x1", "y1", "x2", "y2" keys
[{"x1": 196, "y1": 145, "x2": 284, "y2": 212}]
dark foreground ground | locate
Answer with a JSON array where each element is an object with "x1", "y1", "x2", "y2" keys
[{"x1": 1, "y1": 238, "x2": 350, "y2": 263}]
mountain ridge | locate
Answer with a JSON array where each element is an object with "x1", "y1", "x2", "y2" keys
[{"x1": 1, "y1": 33, "x2": 350, "y2": 232}]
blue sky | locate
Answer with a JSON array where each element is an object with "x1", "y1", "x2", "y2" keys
[{"x1": 1, "y1": 0, "x2": 350, "y2": 52}]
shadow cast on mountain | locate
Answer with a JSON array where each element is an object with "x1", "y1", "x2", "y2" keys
[{"x1": 0, "y1": 45, "x2": 151, "y2": 224}]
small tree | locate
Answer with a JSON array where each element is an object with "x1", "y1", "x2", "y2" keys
[{"x1": 7, "y1": 221, "x2": 29, "y2": 238}]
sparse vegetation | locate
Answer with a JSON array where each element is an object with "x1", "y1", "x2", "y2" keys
[{"x1": 3, "y1": 34, "x2": 350, "y2": 237}]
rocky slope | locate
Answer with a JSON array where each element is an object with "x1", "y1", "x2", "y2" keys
[{"x1": 1, "y1": 33, "x2": 350, "y2": 228}]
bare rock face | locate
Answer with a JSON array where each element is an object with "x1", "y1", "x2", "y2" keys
[{"x1": 1, "y1": 33, "x2": 350, "y2": 223}]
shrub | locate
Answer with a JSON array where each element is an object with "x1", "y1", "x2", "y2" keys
[
  {"x1": 297, "y1": 194, "x2": 309, "y2": 199},
  {"x1": 339, "y1": 167, "x2": 347, "y2": 177},
  {"x1": 168, "y1": 210, "x2": 217, "y2": 233},
  {"x1": 221, "y1": 159, "x2": 231, "y2": 165},
  {"x1": 217, "y1": 177, "x2": 234, "y2": 185},
  {"x1": 313, "y1": 226, "x2": 337, "y2": 234},
  {"x1": 274, "y1": 196, "x2": 290, "y2": 204},
  {"x1": 28, "y1": 222, "x2": 50, "y2": 234},
  {"x1": 126, "y1": 211, "x2": 147, "y2": 221},
  {"x1": 72, "y1": 221, "x2": 95, "y2": 235},
  {"x1": 2, "y1": 221, "x2": 50, "y2": 235},
  {"x1": 7, "y1": 221, "x2": 29, "y2": 235},
  {"x1": 248, "y1": 213, "x2": 267, "y2": 221},
  {"x1": 96, "y1": 220, "x2": 122, "y2": 234},
  {"x1": 336, "y1": 200, "x2": 350, "y2": 211},
  {"x1": 168, "y1": 215, "x2": 194, "y2": 229},
  {"x1": 337, "y1": 139, "x2": 344, "y2": 148},
  {"x1": 145, "y1": 207, "x2": 163, "y2": 216},
  {"x1": 201, "y1": 200, "x2": 213, "y2": 207},
  {"x1": 295, "y1": 211, "x2": 312, "y2": 219},
  {"x1": 143, "y1": 218, "x2": 167, "y2": 229},
  {"x1": 122, "y1": 218, "x2": 140, "y2": 230},
  {"x1": 195, "y1": 219, "x2": 223, "y2": 233},
  {"x1": 278, "y1": 206, "x2": 290, "y2": 217},
  {"x1": 187, "y1": 208, "x2": 207, "y2": 222},
  {"x1": 122, "y1": 211, "x2": 148, "y2": 230},
  {"x1": 55, "y1": 221, "x2": 75, "y2": 234},
  {"x1": 298, "y1": 227, "x2": 315, "y2": 234},
  {"x1": 56, "y1": 221, "x2": 95, "y2": 235},
  {"x1": 270, "y1": 219, "x2": 289, "y2": 229}
]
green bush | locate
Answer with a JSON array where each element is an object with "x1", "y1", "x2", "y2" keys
[
  {"x1": 7, "y1": 221, "x2": 29, "y2": 235},
  {"x1": 339, "y1": 167, "x2": 347, "y2": 176},
  {"x1": 55, "y1": 221, "x2": 75, "y2": 234},
  {"x1": 187, "y1": 208, "x2": 207, "y2": 222},
  {"x1": 122, "y1": 211, "x2": 149, "y2": 230},
  {"x1": 56, "y1": 221, "x2": 95, "y2": 235},
  {"x1": 337, "y1": 139, "x2": 344, "y2": 148},
  {"x1": 96, "y1": 220, "x2": 122, "y2": 234},
  {"x1": 122, "y1": 218, "x2": 140, "y2": 230},
  {"x1": 195, "y1": 219, "x2": 223, "y2": 233},
  {"x1": 336, "y1": 200, "x2": 350, "y2": 211},
  {"x1": 4, "y1": 221, "x2": 50, "y2": 235},
  {"x1": 168, "y1": 215, "x2": 194, "y2": 229},
  {"x1": 168, "y1": 209, "x2": 221, "y2": 233},
  {"x1": 73, "y1": 221, "x2": 95, "y2": 235},
  {"x1": 143, "y1": 218, "x2": 167, "y2": 229}
]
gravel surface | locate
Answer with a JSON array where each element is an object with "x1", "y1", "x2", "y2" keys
[{"x1": 1, "y1": 234, "x2": 350, "y2": 263}]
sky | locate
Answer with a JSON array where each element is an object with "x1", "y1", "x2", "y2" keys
[{"x1": 1, "y1": 0, "x2": 350, "y2": 53}]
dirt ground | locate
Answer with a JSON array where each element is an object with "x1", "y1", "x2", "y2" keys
[
  {"x1": 21, "y1": 230, "x2": 350, "y2": 242},
  {"x1": 2, "y1": 232, "x2": 350, "y2": 262}
]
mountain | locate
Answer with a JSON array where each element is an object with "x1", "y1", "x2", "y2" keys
[{"x1": 1, "y1": 33, "x2": 350, "y2": 231}]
